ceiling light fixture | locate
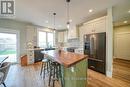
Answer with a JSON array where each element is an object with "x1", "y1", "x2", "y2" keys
[
  {"x1": 66, "y1": 0, "x2": 71, "y2": 29},
  {"x1": 89, "y1": 9, "x2": 93, "y2": 13},
  {"x1": 69, "y1": 19, "x2": 72, "y2": 22},
  {"x1": 128, "y1": 10, "x2": 130, "y2": 13},
  {"x1": 53, "y1": 13, "x2": 56, "y2": 31},
  {"x1": 45, "y1": 20, "x2": 49, "y2": 23},
  {"x1": 58, "y1": 25, "x2": 62, "y2": 28},
  {"x1": 123, "y1": 21, "x2": 128, "y2": 24}
]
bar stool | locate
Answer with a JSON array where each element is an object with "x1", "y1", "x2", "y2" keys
[
  {"x1": 48, "y1": 61, "x2": 63, "y2": 87},
  {"x1": 40, "y1": 58, "x2": 51, "y2": 78}
]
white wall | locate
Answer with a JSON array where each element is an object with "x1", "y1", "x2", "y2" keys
[
  {"x1": 114, "y1": 25, "x2": 130, "y2": 33},
  {"x1": 114, "y1": 25, "x2": 130, "y2": 60},
  {"x1": 105, "y1": 7, "x2": 113, "y2": 77}
]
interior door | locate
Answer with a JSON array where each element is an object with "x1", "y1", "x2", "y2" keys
[{"x1": 115, "y1": 33, "x2": 130, "y2": 60}]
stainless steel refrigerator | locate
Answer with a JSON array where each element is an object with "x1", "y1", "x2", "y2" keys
[{"x1": 84, "y1": 32, "x2": 106, "y2": 74}]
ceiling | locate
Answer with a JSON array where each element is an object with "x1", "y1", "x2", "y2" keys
[{"x1": 7, "y1": 0, "x2": 130, "y2": 29}]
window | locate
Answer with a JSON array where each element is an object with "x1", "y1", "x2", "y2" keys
[
  {"x1": 38, "y1": 31, "x2": 54, "y2": 48},
  {"x1": 47, "y1": 33, "x2": 54, "y2": 48},
  {"x1": 38, "y1": 31, "x2": 46, "y2": 48}
]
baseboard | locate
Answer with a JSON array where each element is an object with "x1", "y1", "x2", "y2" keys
[
  {"x1": 114, "y1": 58, "x2": 130, "y2": 62},
  {"x1": 106, "y1": 71, "x2": 112, "y2": 78}
]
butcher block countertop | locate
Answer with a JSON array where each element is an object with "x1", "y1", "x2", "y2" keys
[{"x1": 41, "y1": 50, "x2": 88, "y2": 68}]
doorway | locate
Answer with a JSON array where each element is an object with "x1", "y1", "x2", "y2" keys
[
  {"x1": 114, "y1": 33, "x2": 130, "y2": 60},
  {"x1": 0, "y1": 28, "x2": 20, "y2": 63},
  {"x1": 113, "y1": 25, "x2": 130, "y2": 83}
]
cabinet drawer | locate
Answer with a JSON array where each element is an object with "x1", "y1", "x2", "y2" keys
[{"x1": 88, "y1": 59, "x2": 105, "y2": 74}]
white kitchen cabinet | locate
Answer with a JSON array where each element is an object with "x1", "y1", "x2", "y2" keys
[
  {"x1": 83, "y1": 16, "x2": 106, "y2": 34},
  {"x1": 58, "y1": 32, "x2": 64, "y2": 42},
  {"x1": 58, "y1": 30, "x2": 68, "y2": 42},
  {"x1": 64, "y1": 31, "x2": 68, "y2": 42},
  {"x1": 79, "y1": 16, "x2": 106, "y2": 43},
  {"x1": 68, "y1": 26, "x2": 78, "y2": 39},
  {"x1": 93, "y1": 16, "x2": 106, "y2": 33},
  {"x1": 84, "y1": 22, "x2": 94, "y2": 34}
]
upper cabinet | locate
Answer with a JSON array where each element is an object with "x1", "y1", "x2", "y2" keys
[
  {"x1": 79, "y1": 16, "x2": 106, "y2": 42},
  {"x1": 58, "y1": 31, "x2": 64, "y2": 42},
  {"x1": 68, "y1": 26, "x2": 78, "y2": 39},
  {"x1": 93, "y1": 16, "x2": 106, "y2": 33},
  {"x1": 57, "y1": 30, "x2": 68, "y2": 43},
  {"x1": 83, "y1": 16, "x2": 106, "y2": 34}
]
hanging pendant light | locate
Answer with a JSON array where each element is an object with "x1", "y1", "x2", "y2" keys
[
  {"x1": 53, "y1": 12, "x2": 56, "y2": 31},
  {"x1": 66, "y1": 0, "x2": 70, "y2": 29},
  {"x1": 53, "y1": 13, "x2": 56, "y2": 46}
]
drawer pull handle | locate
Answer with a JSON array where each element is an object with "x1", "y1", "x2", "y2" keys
[{"x1": 90, "y1": 66, "x2": 95, "y2": 68}]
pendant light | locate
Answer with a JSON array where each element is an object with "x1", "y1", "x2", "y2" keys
[
  {"x1": 53, "y1": 13, "x2": 56, "y2": 46},
  {"x1": 66, "y1": 0, "x2": 70, "y2": 29},
  {"x1": 53, "y1": 12, "x2": 56, "y2": 31}
]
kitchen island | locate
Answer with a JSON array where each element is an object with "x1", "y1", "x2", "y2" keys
[{"x1": 42, "y1": 50, "x2": 88, "y2": 87}]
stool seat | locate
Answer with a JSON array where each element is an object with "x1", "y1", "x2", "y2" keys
[
  {"x1": 42, "y1": 58, "x2": 49, "y2": 62},
  {"x1": 51, "y1": 62, "x2": 60, "y2": 66},
  {"x1": 40, "y1": 58, "x2": 51, "y2": 77}
]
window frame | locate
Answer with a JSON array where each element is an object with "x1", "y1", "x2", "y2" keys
[{"x1": 37, "y1": 29, "x2": 54, "y2": 48}]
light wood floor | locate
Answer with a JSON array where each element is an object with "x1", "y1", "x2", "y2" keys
[
  {"x1": 3, "y1": 59, "x2": 130, "y2": 87},
  {"x1": 88, "y1": 59, "x2": 130, "y2": 87}
]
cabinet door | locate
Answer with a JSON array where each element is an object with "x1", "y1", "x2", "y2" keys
[
  {"x1": 68, "y1": 26, "x2": 78, "y2": 39},
  {"x1": 68, "y1": 29, "x2": 75, "y2": 39},
  {"x1": 94, "y1": 17, "x2": 106, "y2": 33},
  {"x1": 64, "y1": 31, "x2": 68, "y2": 42},
  {"x1": 84, "y1": 23, "x2": 94, "y2": 34},
  {"x1": 58, "y1": 32, "x2": 64, "y2": 42},
  {"x1": 68, "y1": 29, "x2": 71, "y2": 39}
]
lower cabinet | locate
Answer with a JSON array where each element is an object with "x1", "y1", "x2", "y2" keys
[
  {"x1": 88, "y1": 59, "x2": 105, "y2": 74},
  {"x1": 34, "y1": 50, "x2": 44, "y2": 62},
  {"x1": 62, "y1": 59, "x2": 87, "y2": 87}
]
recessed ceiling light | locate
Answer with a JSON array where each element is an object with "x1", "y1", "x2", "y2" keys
[
  {"x1": 89, "y1": 9, "x2": 93, "y2": 13},
  {"x1": 128, "y1": 10, "x2": 130, "y2": 13},
  {"x1": 69, "y1": 19, "x2": 72, "y2": 22},
  {"x1": 123, "y1": 21, "x2": 128, "y2": 23},
  {"x1": 45, "y1": 20, "x2": 49, "y2": 23},
  {"x1": 58, "y1": 25, "x2": 62, "y2": 27}
]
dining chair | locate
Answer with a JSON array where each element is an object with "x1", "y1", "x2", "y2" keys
[{"x1": 0, "y1": 62, "x2": 11, "y2": 87}]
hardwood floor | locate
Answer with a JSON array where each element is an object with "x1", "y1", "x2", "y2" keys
[
  {"x1": 3, "y1": 59, "x2": 130, "y2": 87},
  {"x1": 113, "y1": 59, "x2": 130, "y2": 83},
  {"x1": 88, "y1": 58, "x2": 130, "y2": 87},
  {"x1": 5, "y1": 63, "x2": 61, "y2": 87}
]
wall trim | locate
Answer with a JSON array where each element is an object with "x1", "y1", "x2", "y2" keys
[
  {"x1": 115, "y1": 32, "x2": 130, "y2": 35},
  {"x1": 0, "y1": 27, "x2": 20, "y2": 63}
]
